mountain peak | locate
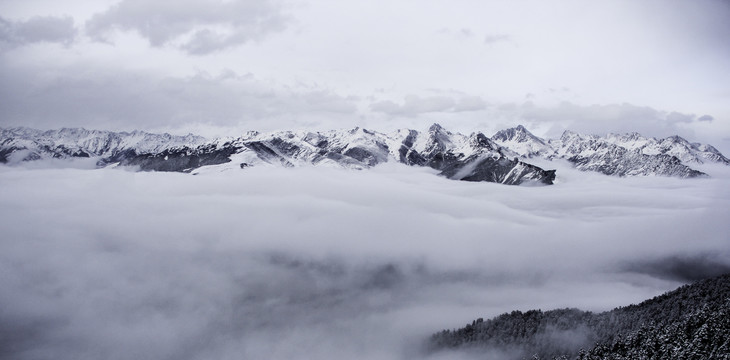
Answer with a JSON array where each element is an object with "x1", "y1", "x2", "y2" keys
[
  {"x1": 1, "y1": 125, "x2": 727, "y2": 182},
  {"x1": 493, "y1": 125, "x2": 544, "y2": 144},
  {"x1": 665, "y1": 135, "x2": 688, "y2": 144},
  {"x1": 491, "y1": 125, "x2": 551, "y2": 158},
  {"x1": 559, "y1": 130, "x2": 582, "y2": 141},
  {"x1": 428, "y1": 123, "x2": 444, "y2": 132}
]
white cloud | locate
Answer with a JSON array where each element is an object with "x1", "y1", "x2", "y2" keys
[
  {"x1": 0, "y1": 163, "x2": 728, "y2": 359},
  {"x1": 436, "y1": 27, "x2": 475, "y2": 39},
  {"x1": 0, "y1": 66, "x2": 358, "y2": 132},
  {"x1": 454, "y1": 96, "x2": 488, "y2": 112},
  {"x1": 698, "y1": 114, "x2": 714, "y2": 122},
  {"x1": 0, "y1": 15, "x2": 77, "y2": 48},
  {"x1": 483, "y1": 33, "x2": 510, "y2": 44},
  {"x1": 497, "y1": 101, "x2": 717, "y2": 139},
  {"x1": 85, "y1": 0, "x2": 289, "y2": 54},
  {"x1": 370, "y1": 95, "x2": 487, "y2": 117}
]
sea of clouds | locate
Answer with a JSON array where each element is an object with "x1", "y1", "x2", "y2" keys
[{"x1": 1, "y1": 161, "x2": 729, "y2": 360}]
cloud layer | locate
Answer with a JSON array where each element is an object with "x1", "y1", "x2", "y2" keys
[
  {"x1": 496, "y1": 101, "x2": 716, "y2": 139},
  {"x1": 1, "y1": 162, "x2": 728, "y2": 359},
  {"x1": 0, "y1": 15, "x2": 77, "y2": 48},
  {"x1": 85, "y1": 0, "x2": 289, "y2": 54},
  {"x1": 370, "y1": 95, "x2": 487, "y2": 117},
  {"x1": 0, "y1": 66, "x2": 358, "y2": 132}
]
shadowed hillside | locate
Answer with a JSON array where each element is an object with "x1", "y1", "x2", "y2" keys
[{"x1": 429, "y1": 273, "x2": 730, "y2": 359}]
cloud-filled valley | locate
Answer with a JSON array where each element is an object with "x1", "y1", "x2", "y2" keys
[
  {"x1": 1, "y1": 162, "x2": 728, "y2": 359},
  {"x1": 1, "y1": 0, "x2": 730, "y2": 357}
]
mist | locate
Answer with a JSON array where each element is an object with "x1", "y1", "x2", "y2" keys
[{"x1": 1, "y1": 162, "x2": 729, "y2": 360}]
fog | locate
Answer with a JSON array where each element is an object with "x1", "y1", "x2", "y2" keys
[{"x1": 1, "y1": 162, "x2": 729, "y2": 359}]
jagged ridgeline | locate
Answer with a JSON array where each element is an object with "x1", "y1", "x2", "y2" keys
[
  {"x1": 1, "y1": 124, "x2": 728, "y2": 185},
  {"x1": 428, "y1": 273, "x2": 730, "y2": 360}
]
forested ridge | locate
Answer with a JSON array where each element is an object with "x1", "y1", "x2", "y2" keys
[{"x1": 429, "y1": 273, "x2": 730, "y2": 359}]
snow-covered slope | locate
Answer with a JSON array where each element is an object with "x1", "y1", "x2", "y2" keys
[
  {"x1": 0, "y1": 127, "x2": 206, "y2": 163},
  {"x1": 551, "y1": 130, "x2": 705, "y2": 177},
  {"x1": 2, "y1": 124, "x2": 727, "y2": 184},
  {"x1": 398, "y1": 124, "x2": 555, "y2": 185},
  {"x1": 492, "y1": 125, "x2": 555, "y2": 158},
  {"x1": 604, "y1": 132, "x2": 730, "y2": 165},
  {"x1": 492, "y1": 126, "x2": 719, "y2": 178}
]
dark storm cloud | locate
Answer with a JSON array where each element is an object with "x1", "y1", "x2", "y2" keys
[
  {"x1": 0, "y1": 15, "x2": 77, "y2": 47},
  {"x1": 86, "y1": 0, "x2": 289, "y2": 54},
  {"x1": 0, "y1": 66, "x2": 357, "y2": 131}
]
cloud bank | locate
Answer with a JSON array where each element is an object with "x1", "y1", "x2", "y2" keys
[
  {"x1": 0, "y1": 15, "x2": 77, "y2": 48},
  {"x1": 495, "y1": 101, "x2": 718, "y2": 140},
  {"x1": 1, "y1": 162, "x2": 728, "y2": 359},
  {"x1": 370, "y1": 95, "x2": 487, "y2": 117},
  {"x1": 86, "y1": 0, "x2": 289, "y2": 54},
  {"x1": 0, "y1": 66, "x2": 358, "y2": 132}
]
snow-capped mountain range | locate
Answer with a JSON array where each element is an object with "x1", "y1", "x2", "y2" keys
[{"x1": 1, "y1": 124, "x2": 728, "y2": 185}]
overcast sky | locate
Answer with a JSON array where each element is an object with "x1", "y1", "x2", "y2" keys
[{"x1": 1, "y1": 0, "x2": 729, "y2": 151}]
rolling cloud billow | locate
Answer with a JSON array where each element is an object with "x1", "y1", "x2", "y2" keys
[{"x1": 0, "y1": 162, "x2": 729, "y2": 360}]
